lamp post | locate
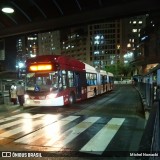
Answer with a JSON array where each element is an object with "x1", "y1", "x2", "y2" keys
[{"x1": 16, "y1": 61, "x2": 25, "y2": 79}]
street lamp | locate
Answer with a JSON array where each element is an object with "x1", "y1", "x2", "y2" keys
[
  {"x1": 16, "y1": 61, "x2": 25, "y2": 79},
  {"x1": 1, "y1": 7, "x2": 14, "y2": 13},
  {"x1": 123, "y1": 52, "x2": 133, "y2": 64}
]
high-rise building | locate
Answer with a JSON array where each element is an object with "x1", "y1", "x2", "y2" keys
[
  {"x1": 15, "y1": 15, "x2": 146, "y2": 73},
  {"x1": 122, "y1": 15, "x2": 146, "y2": 65},
  {"x1": 26, "y1": 34, "x2": 38, "y2": 58},
  {"x1": 60, "y1": 16, "x2": 146, "y2": 70},
  {"x1": 61, "y1": 27, "x2": 88, "y2": 62},
  {"x1": 0, "y1": 39, "x2": 5, "y2": 71},
  {"x1": 88, "y1": 20, "x2": 122, "y2": 69},
  {"x1": 16, "y1": 34, "x2": 38, "y2": 78},
  {"x1": 38, "y1": 31, "x2": 61, "y2": 55},
  {"x1": 131, "y1": 13, "x2": 160, "y2": 74},
  {"x1": 16, "y1": 33, "x2": 39, "y2": 63},
  {"x1": 0, "y1": 40, "x2": 5, "y2": 61},
  {"x1": 16, "y1": 36, "x2": 26, "y2": 66}
]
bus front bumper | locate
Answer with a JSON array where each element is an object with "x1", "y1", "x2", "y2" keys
[{"x1": 23, "y1": 96, "x2": 64, "y2": 107}]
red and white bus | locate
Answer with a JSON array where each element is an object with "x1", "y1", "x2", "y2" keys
[{"x1": 24, "y1": 55, "x2": 114, "y2": 107}]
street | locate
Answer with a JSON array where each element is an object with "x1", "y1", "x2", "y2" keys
[{"x1": 0, "y1": 84, "x2": 146, "y2": 160}]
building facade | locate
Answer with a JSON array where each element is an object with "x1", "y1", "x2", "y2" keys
[
  {"x1": 13, "y1": 15, "x2": 147, "y2": 76},
  {"x1": 131, "y1": 13, "x2": 160, "y2": 74},
  {"x1": 38, "y1": 31, "x2": 61, "y2": 55},
  {"x1": 61, "y1": 27, "x2": 88, "y2": 62},
  {"x1": 88, "y1": 20, "x2": 122, "y2": 69},
  {"x1": 0, "y1": 39, "x2": 5, "y2": 71},
  {"x1": 122, "y1": 15, "x2": 146, "y2": 65}
]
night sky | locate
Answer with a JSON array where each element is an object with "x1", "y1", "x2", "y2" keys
[{"x1": 5, "y1": 36, "x2": 17, "y2": 70}]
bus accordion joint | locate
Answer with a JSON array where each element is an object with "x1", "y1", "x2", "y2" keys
[{"x1": 29, "y1": 64, "x2": 52, "y2": 71}]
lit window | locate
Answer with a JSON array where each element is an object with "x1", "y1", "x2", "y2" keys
[
  {"x1": 132, "y1": 29, "x2": 137, "y2": 32},
  {"x1": 117, "y1": 45, "x2": 120, "y2": 49},
  {"x1": 95, "y1": 35, "x2": 100, "y2": 39},
  {"x1": 94, "y1": 51, "x2": 99, "y2": 55},
  {"x1": 127, "y1": 43, "x2": 131, "y2": 48},
  {"x1": 133, "y1": 21, "x2": 136, "y2": 24},
  {"x1": 132, "y1": 39, "x2": 134, "y2": 42},
  {"x1": 94, "y1": 40, "x2": 99, "y2": 45},
  {"x1": 139, "y1": 21, "x2": 142, "y2": 24}
]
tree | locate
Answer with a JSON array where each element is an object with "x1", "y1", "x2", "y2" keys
[{"x1": 105, "y1": 63, "x2": 133, "y2": 78}]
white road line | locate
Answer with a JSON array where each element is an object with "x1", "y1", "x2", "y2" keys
[
  {"x1": 0, "y1": 116, "x2": 19, "y2": 123},
  {"x1": 0, "y1": 114, "x2": 62, "y2": 138},
  {"x1": 0, "y1": 113, "x2": 44, "y2": 123},
  {"x1": 13, "y1": 113, "x2": 45, "y2": 118},
  {"x1": 0, "y1": 113, "x2": 26, "y2": 123},
  {"x1": 80, "y1": 118, "x2": 125, "y2": 155},
  {"x1": 15, "y1": 116, "x2": 80, "y2": 143},
  {"x1": 0, "y1": 119, "x2": 45, "y2": 138},
  {"x1": 0, "y1": 119, "x2": 27, "y2": 129},
  {"x1": 0, "y1": 114, "x2": 46, "y2": 129},
  {"x1": 44, "y1": 117, "x2": 100, "y2": 147}
]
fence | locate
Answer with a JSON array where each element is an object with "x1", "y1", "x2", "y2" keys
[{"x1": 137, "y1": 82, "x2": 160, "y2": 160}]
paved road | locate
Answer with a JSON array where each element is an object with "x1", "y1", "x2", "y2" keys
[{"x1": 0, "y1": 84, "x2": 146, "y2": 160}]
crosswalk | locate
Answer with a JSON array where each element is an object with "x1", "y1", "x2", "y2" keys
[{"x1": 0, "y1": 113, "x2": 125, "y2": 155}]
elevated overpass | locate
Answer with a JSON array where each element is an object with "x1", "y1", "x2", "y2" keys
[{"x1": 0, "y1": 0, "x2": 160, "y2": 38}]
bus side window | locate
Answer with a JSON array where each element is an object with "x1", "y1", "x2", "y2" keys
[
  {"x1": 93, "y1": 74, "x2": 97, "y2": 85},
  {"x1": 62, "y1": 71, "x2": 67, "y2": 89},
  {"x1": 86, "y1": 73, "x2": 90, "y2": 86},
  {"x1": 87, "y1": 80, "x2": 90, "y2": 86},
  {"x1": 68, "y1": 71, "x2": 74, "y2": 87}
]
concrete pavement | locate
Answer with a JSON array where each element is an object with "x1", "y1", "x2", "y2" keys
[{"x1": 0, "y1": 102, "x2": 22, "y2": 118}]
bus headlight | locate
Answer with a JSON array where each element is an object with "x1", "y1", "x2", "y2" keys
[
  {"x1": 24, "y1": 94, "x2": 29, "y2": 99},
  {"x1": 46, "y1": 93, "x2": 57, "y2": 99}
]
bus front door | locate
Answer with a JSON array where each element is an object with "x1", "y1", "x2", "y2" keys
[{"x1": 75, "y1": 72, "x2": 81, "y2": 99}]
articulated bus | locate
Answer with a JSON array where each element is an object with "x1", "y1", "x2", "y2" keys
[{"x1": 24, "y1": 55, "x2": 114, "y2": 107}]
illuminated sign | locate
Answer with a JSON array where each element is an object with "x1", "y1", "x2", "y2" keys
[{"x1": 29, "y1": 64, "x2": 52, "y2": 71}]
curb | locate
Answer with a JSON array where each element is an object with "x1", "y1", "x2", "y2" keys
[
  {"x1": 134, "y1": 86, "x2": 150, "y2": 120},
  {"x1": 0, "y1": 103, "x2": 22, "y2": 118}
]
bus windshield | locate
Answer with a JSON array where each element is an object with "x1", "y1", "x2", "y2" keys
[{"x1": 26, "y1": 71, "x2": 59, "y2": 92}]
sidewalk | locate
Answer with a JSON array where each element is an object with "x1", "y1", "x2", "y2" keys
[{"x1": 0, "y1": 102, "x2": 22, "y2": 118}]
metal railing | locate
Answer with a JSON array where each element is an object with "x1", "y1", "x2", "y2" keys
[{"x1": 136, "y1": 82, "x2": 160, "y2": 160}]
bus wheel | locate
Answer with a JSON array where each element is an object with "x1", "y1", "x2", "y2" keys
[{"x1": 68, "y1": 93, "x2": 75, "y2": 105}]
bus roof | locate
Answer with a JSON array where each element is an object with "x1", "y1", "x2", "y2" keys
[
  {"x1": 84, "y1": 63, "x2": 97, "y2": 73},
  {"x1": 100, "y1": 70, "x2": 107, "y2": 75},
  {"x1": 26, "y1": 55, "x2": 85, "y2": 71},
  {"x1": 107, "y1": 72, "x2": 114, "y2": 76}
]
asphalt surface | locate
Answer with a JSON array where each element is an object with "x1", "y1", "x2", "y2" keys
[{"x1": 0, "y1": 84, "x2": 148, "y2": 160}]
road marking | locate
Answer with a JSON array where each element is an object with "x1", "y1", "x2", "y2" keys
[
  {"x1": 2, "y1": 114, "x2": 125, "y2": 155},
  {"x1": 0, "y1": 114, "x2": 61, "y2": 138},
  {"x1": 0, "y1": 114, "x2": 45, "y2": 130},
  {"x1": 0, "y1": 113, "x2": 26, "y2": 123},
  {"x1": 0, "y1": 119, "x2": 45, "y2": 138},
  {"x1": 13, "y1": 113, "x2": 45, "y2": 118},
  {"x1": 44, "y1": 117, "x2": 100, "y2": 147},
  {"x1": 80, "y1": 118, "x2": 125, "y2": 155},
  {"x1": 0, "y1": 113, "x2": 44, "y2": 123},
  {"x1": 15, "y1": 115, "x2": 80, "y2": 143}
]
